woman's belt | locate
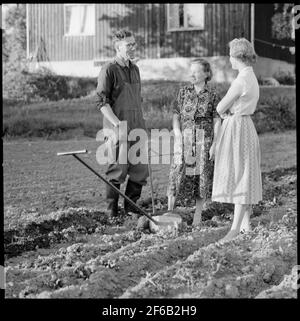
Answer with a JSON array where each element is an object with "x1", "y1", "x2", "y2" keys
[
  {"x1": 194, "y1": 117, "x2": 214, "y2": 124},
  {"x1": 221, "y1": 112, "x2": 251, "y2": 119}
]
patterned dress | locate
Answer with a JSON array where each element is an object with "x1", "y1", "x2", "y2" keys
[{"x1": 167, "y1": 84, "x2": 220, "y2": 206}]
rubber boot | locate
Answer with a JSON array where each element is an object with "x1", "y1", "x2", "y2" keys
[
  {"x1": 106, "y1": 182, "x2": 120, "y2": 217},
  {"x1": 124, "y1": 180, "x2": 143, "y2": 215}
]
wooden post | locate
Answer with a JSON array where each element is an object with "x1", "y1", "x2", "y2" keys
[
  {"x1": 291, "y1": 6, "x2": 295, "y2": 41},
  {"x1": 157, "y1": 3, "x2": 161, "y2": 58},
  {"x1": 250, "y1": 3, "x2": 255, "y2": 48},
  {"x1": 26, "y1": 3, "x2": 30, "y2": 59},
  {"x1": 145, "y1": 3, "x2": 149, "y2": 59}
]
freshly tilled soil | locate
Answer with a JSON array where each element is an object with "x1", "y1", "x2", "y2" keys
[{"x1": 4, "y1": 167, "x2": 297, "y2": 298}]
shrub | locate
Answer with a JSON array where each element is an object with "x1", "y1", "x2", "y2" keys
[
  {"x1": 4, "y1": 66, "x2": 98, "y2": 103},
  {"x1": 273, "y1": 70, "x2": 295, "y2": 85},
  {"x1": 257, "y1": 76, "x2": 280, "y2": 86},
  {"x1": 27, "y1": 68, "x2": 70, "y2": 101},
  {"x1": 3, "y1": 68, "x2": 38, "y2": 102},
  {"x1": 28, "y1": 71, "x2": 98, "y2": 101},
  {"x1": 253, "y1": 95, "x2": 296, "y2": 134}
]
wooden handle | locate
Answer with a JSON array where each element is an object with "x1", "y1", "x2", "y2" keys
[{"x1": 57, "y1": 150, "x2": 88, "y2": 156}]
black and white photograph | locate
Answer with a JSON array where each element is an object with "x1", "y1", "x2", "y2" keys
[{"x1": 2, "y1": 2, "x2": 298, "y2": 307}]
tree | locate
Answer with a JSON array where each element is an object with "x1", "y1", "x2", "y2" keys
[
  {"x1": 3, "y1": 4, "x2": 37, "y2": 101},
  {"x1": 3, "y1": 4, "x2": 27, "y2": 71},
  {"x1": 2, "y1": 29, "x2": 9, "y2": 63},
  {"x1": 271, "y1": 3, "x2": 294, "y2": 40}
]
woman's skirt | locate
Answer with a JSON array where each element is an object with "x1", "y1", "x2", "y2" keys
[{"x1": 212, "y1": 114, "x2": 262, "y2": 204}]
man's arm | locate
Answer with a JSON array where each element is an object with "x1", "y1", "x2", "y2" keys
[
  {"x1": 96, "y1": 64, "x2": 120, "y2": 127},
  {"x1": 100, "y1": 104, "x2": 121, "y2": 128}
]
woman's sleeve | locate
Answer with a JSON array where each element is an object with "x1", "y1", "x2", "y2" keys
[
  {"x1": 216, "y1": 78, "x2": 243, "y2": 115},
  {"x1": 173, "y1": 88, "x2": 183, "y2": 115}
]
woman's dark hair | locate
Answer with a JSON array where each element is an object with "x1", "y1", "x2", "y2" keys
[{"x1": 190, "y1": 58, "x2": 213, "y2": 83}]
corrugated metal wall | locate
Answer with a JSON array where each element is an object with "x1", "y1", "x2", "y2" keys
[
  {"x1": 28, "y1": 3, "x2": 250, "y2": 61},
  {"x1": 28, "y1": 3, "x2": 94, "y2": 61}
]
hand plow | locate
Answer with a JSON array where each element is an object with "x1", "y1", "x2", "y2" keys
[{"x1": 57, "y1": 150, "x2": 182, "y2": 232}]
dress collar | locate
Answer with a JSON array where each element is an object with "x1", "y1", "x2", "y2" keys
[
  {"x1": 239, "y1": 66, "x2": 253, "y2": 74},
  {"x1": 192, "y1": 83, "x2": 209, "y2": 94}
]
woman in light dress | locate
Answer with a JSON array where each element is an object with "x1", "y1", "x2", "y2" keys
[{"x1": 212, "y1": 38, "x2": 262, "y2": 242}]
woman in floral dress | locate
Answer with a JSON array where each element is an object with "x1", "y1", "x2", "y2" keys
[{"x1": 167, "y1": 58, "x2": 221, "y2": 226}]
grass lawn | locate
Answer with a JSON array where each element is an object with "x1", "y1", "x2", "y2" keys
[
  {"x1": 258, "y1": 130, "x2": 297, "y2": 172},
  {"x1": 3, "y1": 130, "x2": 296, "y2": 228},
  {"x1": 3, "y1": 84, "x2": 295, "y2": 139}
]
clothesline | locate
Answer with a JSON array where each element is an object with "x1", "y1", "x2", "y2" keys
[{"x1": 254, "y1": 38, "x2": 295, "y2": 49}]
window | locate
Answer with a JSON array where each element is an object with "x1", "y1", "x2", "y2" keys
[
  {"x1": 64, "y1": 4, "x2": 95, "y2": 36},
  {"x1": 167, "y1": 3, "x2": 205, "y2": 31}
]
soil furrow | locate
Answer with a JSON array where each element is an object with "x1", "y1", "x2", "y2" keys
[
  {"x1": 120, "y1": 215, "x2": 297, "y2": 298},
  {"x1": 4, "y1": 166, "x2": 296, "y2": 299},
  {"x1": 12, "y1": 226, "x2": 228, "y2": 298},
  {"x1": 4, "y1": 207, "x2": 127, "y2": 258},
  {"x1": 5, "y1": 229, "x2": 144, "y2": 297}
]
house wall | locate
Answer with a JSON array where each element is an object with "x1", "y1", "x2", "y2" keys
[
  {"x1": 27, "y1": 4, "x2": 94, "y2": 61},
  {"x1": 28, "y1": 3, "x2": 250, "y2": 61},
  {"x1": 94, "y1": 3, "x2": 250, "y2": 59},
  {"x1": 27, "y1": 3, "x2": 295, "y2": 80}
]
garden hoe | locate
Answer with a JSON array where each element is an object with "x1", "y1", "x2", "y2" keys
[{"x1": 57, "y1": 149, "x2": 182, "y2": 233}]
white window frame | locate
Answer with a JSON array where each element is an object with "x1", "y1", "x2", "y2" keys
[
  {"x1": 63, "y1": 3, "x2": 95, "y2": 37},
  {"x1": 167, "y1": 3, "x2": 205, "y2": 32}
]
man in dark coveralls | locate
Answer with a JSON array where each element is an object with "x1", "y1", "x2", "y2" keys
[{"x1": 96, "y1": 29, "x2": 149, "y2": 218}]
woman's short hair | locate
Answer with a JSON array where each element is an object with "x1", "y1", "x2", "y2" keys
[
  {"x1": 229, "y1": 38, "x2": 257, "y2": 65},
  {"x1": 190, "y1": 58, "x2": 213, "y2": 83}
]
